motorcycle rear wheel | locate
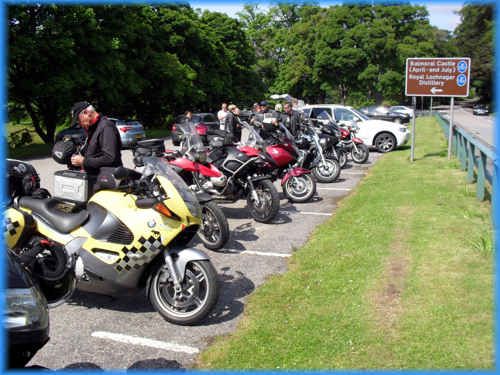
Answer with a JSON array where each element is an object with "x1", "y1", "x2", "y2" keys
[
  {"x1": 247, "y1": 179, "x2": 280, "y2": 223},
  {"x1": 351, "y1": 143, "x2": 369, "y2": 164},
  {"x1": 198, "y1": 201, "x2": 229, "y2": 250},
  {"x1": 148, "y1": 260, "x2": 219, "y2": 325},
  {"x1": 312, "y1": 158, "x2": 340, "y2": 183},
  {"x1": 283, "y1": 174, "x2": 316, "y2": 203}
]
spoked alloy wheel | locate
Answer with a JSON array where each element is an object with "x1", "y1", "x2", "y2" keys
[
  {"x1": 283, "y1": 174, "x2": 316, "y2": 203},
  {"x1": 247, "y1": 179, "x2": 280, "y2": 223},
  {"x1": 374, "y1": 132, "x2": 396, "y2": 153},
  {"x1": 312, "y1": 158, "x2": 341, "y2": 182},
  {"x1": 351, "y1": 143, "x2": 369, "y2": 164},
  {"x1": 198, "y1": 201, "x2": 229, "y2": 250},
  {"x1": 149, "y1": 260, "x2": 219, "y2": 325}
]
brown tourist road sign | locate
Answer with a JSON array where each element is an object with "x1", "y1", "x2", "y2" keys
[{"x1": 405, "y1": 57, "x2": 471, "y2": 97}]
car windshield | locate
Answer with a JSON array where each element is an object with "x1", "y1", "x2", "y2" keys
[{"x1": 202, "y1": 114, "x2": 217, "y2": 122}]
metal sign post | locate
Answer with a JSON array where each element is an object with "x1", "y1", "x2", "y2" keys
[
  {"x1": 410, "y1": 96, "x2": 416, "y2": 162},
  {"x1": 448, "y1": 97, "x2": 455, "y2": 159}
]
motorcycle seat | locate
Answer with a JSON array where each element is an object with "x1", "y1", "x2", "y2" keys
[{"x1": 19, "y1": 197, "x2": 89, "y2": 234}]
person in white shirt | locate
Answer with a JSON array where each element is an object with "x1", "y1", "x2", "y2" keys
[{"x1": 218, "y1": 102, "x2": 229, "y2": 130}]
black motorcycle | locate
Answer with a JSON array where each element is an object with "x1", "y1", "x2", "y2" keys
[{"x1": 178, "y1": 122, "x2": 280, "y2": 223}]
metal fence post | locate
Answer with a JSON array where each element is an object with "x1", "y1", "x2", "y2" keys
[{"x1": 466, "y1": 142, "x2": 476, "y2": 183}]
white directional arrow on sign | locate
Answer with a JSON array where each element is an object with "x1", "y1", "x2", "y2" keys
[{"x1": 430, "y1": 87, "x2": 443, "y2": 94}]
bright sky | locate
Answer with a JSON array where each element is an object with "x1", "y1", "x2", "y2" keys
[{"x1": 189, "y1": 1, "x2": 463, "y2": 32}]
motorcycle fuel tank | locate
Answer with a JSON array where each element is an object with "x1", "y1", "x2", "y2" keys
[{"x1": 265, "y1": 144, "x2": 295, "y2": 167}]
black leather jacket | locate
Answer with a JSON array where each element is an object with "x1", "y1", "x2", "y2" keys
[{"x1": 81, "y1": 115, "x2": 123, "y2": 175}]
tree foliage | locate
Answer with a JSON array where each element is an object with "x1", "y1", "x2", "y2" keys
[
  {"x1": 9, "y1": 3, "x2": 490, "y2": 146},
  {"x1": 454, "y1": 3, "x2": 494, "y2": 104}
]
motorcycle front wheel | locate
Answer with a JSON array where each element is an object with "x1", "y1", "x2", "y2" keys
[
  {"x1": 247, "y1": 179, "x2": 280, "y2": 223},
  {"x1": 148, "y1": 260, "x2": 219, "y2": 325},
  {"x1": 351, "y1": 143, "x2": 369, "y2": 164},
  {"x1": 337, "y1": 149, "x2": 347, "y2": 168},
  {"x1": 197, "y1": 201, "x2": 229, "y2": 250},
  {"x1": 283, "y1": 174, "x2": 316, "y2": 203},
  {"x1": 312, "y1": 158, "x2": 341, "y2": 183}
]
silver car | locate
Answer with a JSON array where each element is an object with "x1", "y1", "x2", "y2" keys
[
  {"x1": 55, "y1": 118, "x2": 146, "y2": 149},
  {"x1": 109, "y1": 118, "x2": 146, "y2": 148}
]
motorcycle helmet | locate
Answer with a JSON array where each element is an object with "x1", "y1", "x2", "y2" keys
[
  {"x1": 18, "y1": 238, "x2": 81, "y2": 308},
  {"x1": 7, "y1": 159, "x2": 41, "y2": 200},
  {"x1": 52, "y1": 139, "x2": 77, "y2": 165}
]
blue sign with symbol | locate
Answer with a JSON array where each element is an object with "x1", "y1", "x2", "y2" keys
[
  {"x1": 457, "y1": 60, "x2": 467, "y2": 73},
  {"x1": 457, "y1": 74, "x2": 467, "y2": 87}
]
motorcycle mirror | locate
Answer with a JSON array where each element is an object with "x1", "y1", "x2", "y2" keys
[{"x1": 135, "y1": 197, "x2": 157, "y2": 209}]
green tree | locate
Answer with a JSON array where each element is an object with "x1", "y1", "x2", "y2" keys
[
  {"x1": 454, "y1": 3, "x2": 494, "y2": 104},
  {"x1": 8, "y1": 5, "x2": 105, "y2": 143}
]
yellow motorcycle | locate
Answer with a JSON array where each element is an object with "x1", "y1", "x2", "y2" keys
[{"x1": 8, "y1": 157, "x2": 219, "y2": 325}]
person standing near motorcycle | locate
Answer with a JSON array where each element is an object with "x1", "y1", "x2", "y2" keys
[
  {"x1": 218, "y1": 102, "x2": 229, "y2": 130},
  {"x1": 69, "y1": 101, "x2": 123, "y2": 175},
  {"x1": 281, "y1": 102, "x2": 302, "y2": 138},
  {"x1": 224, "y1": 104, "x2": 241, "y2": 143}
]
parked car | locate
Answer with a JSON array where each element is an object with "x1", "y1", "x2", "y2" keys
[
  {"x1": 6, "y1": 252, "x2": 50, "y2": 368},
  {"x1": 302, "y1": 104, "x2": 411, "y2": 153},
  {"x1": 391, "y1": 105, "x2": 414, "y2": 118},
  {"x1": 171, "y1": 112, "x2": 218, "y2": 146},
  {"x1": 359, "y1": 106, "x2": 410, "y2": 124},
  {"x1": 473, "y1": 104, "x2": 489, "y2": 116},
  {"x1": 55, "y1": 118, "x2": 146, "y2": 148}
]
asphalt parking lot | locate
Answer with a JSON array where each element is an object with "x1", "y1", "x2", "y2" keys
[{"x1": 23, "y1": 143, "x2": 381, "y2": 370}]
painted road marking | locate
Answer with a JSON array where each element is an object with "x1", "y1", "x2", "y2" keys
[
  {"x1": 341, "y1": 171, "x2": 366, "y2": 175},
  {"x1": 225, "y1": 249, "x2": 291, "y2": 257},
  {"x1": 91, "y1": 331, "x2": 199, "y2": 354},
  {"x1": 299, "y1": 212, "x2": 333, "y2": 216},
  {"x1": 318, "y1": 187, "x2": 352, "y2": 191}
]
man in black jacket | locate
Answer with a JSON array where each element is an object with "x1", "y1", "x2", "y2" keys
[
  {"x1": 281, "y1": 102, "x2": 302, "y2": 138},
  {"x1": 69, "y1": 101, "x2": 123, "y2": 175}
]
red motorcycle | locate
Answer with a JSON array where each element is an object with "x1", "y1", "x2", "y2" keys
[
  {"x1": 132, "y1": 138, "x2": 230, "y2": 250},
  {"x1": 238, "y1": 120, "x2": 316, "y2": 203},
  {"x1": 338, "y1": 124, "x2": 369, "y2": 164}
]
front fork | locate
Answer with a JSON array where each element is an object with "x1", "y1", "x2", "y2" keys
[{"x1": 246, "y1": 176, "x2": 261, "y2": 205}]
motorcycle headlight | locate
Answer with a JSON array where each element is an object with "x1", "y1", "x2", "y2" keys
[
  {"x1": 5, "y1": 287, "x2": 49, "y2": 331},
  {"x1": 319, "y1": 138, "x2": 327, "y2": 146}
]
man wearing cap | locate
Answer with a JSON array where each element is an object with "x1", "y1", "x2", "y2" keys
[{"x1": 69, "y1": 101, "x2": 123, "y2": 175}]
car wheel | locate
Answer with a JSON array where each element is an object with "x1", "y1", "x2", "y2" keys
[{"x1": 374, "y1": 132, "x2": 396, "y2": 153}]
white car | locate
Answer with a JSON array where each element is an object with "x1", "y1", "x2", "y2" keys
[
  {"x1": 390, "y1": 105, "x2": 414, "y2": 118},
  {"x1": 302, "y1": 104, "x2": 411, "y2": 153}
]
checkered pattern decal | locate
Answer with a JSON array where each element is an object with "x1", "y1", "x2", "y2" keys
[
  {"x1": 114, "y1": 234, "x2": 162, "y2": 272},
  {"x1": 5, "y1": 217, "x2": 21, "y2": 237}
]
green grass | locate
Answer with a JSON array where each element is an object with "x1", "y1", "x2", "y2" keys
[{"x1": 197, "y1": 117, "x2": 494, "y2": 369}]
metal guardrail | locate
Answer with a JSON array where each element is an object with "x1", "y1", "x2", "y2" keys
[{"x1": 434, "y1": 112, "x2": 496, "y2": 201}]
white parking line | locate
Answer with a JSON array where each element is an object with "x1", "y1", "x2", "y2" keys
[
  {"x1": 91, "y1": 331, "x2": 199, "y2": 354},
  {"x1": 299, "y1": 212, "x2": 333, "y2": 216},
  {"x1": 318, "y1": 187, "x2": 352, "y2": 191},
  {"x1": 341, "y1": 171, "x2": 366, "y2": 175},
  {"x1": 225, "y1": 249, "x2": 291, "y2": 257}
]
